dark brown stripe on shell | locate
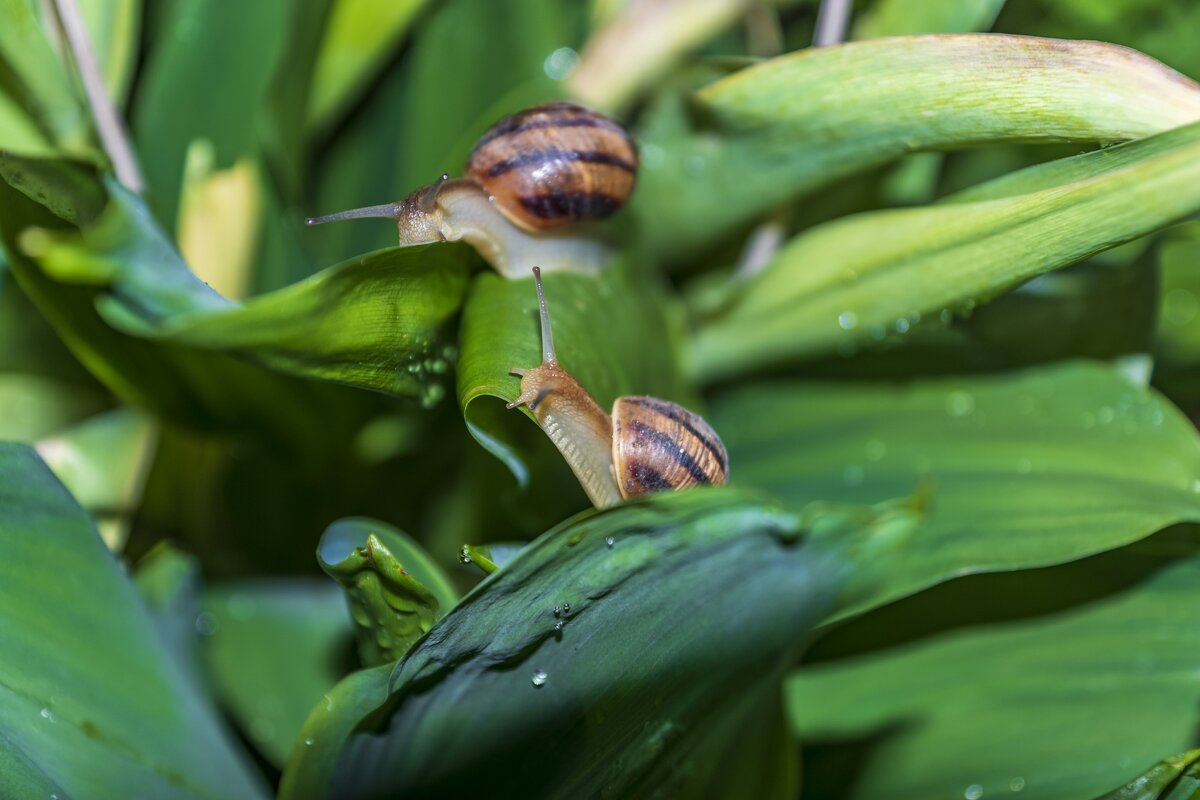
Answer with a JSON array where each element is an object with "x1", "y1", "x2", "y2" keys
[
  {"x1": 518, "y1": 191, "x2": 623, "y2": 221},
  {"x1": 625, "y1": 397, "x2": 728, "y2": 477},
  {"x1": 486, "y1": 148, "x2": 637, "y2": 178},
  {"x1": 474, "y1": 113, "x2": 627, "y2": 150},
  {"x1": 628, "y1": 419, "x2": 715, "y2": 486},
  {"x1": 624, "y1": 459, "x2": 672, "y2": 494}
]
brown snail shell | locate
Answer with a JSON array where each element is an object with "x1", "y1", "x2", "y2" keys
[
  {"x1": 611, "y1": 396, "x2": 729, "y2": 498},
  {"x1": 466, "y1": 102, "x2": 638, "y2": 232},
  {"x1": 507, "y1": 268, "x2": 728, "y2": 508}
]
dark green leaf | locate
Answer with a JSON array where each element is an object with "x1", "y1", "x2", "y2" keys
[
  {"x1": 1091, "y1": 749, "x2": 1200, "y2": 800},
  {"x1": 316, "y1": 489, "x2": 916, "y2": 798}
]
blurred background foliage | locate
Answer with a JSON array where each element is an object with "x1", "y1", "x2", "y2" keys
[{"x1": 4, "y1": 0, "x2": 1200, "y2": 797}]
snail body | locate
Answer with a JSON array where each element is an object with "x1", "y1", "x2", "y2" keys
[
  {"x1": 507, "y1": 268, "x2": 728, "y2": 508},
  {"x1": 305, "y1": 103, "x2": 637, "y2": 277}
]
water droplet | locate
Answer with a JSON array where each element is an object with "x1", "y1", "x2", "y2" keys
[
  {"x1": 1009, "y1": 776, "x2": 1025, "y2": 792},
  {"x1": 864, "y1": 439, "x2": 887, "y2": 461},
  {"x1": 50, "y1": 795, "x2": 59, "y2": 800},
  {"x1": 837, "y1": 311, "x2": 859, "y2": 331},
  {"x1": 1016, "y1": 458, "x2": 1032, "y2": 475},
  {"x1": 1097, "y1": 406, "x2": 1116, "y2": 425},
  {"x1": 458, "y1": 547, "x2": 472, "y2": 564},
  {"x1": 194, "y1": 612, "x2": 217, "y2": 636},
  {"x1": 304, "y1": 737, "x2": 314, "y2": 747},
  {"x1": 543, "y1": 46, "x2": 578, "y2": 80},
  {"x1": 562, "y1": 602, "x2": 571, "y2": 614},
  {"x1": 945, "y1": 391, "x2": 975, "y2": 417},
  {"x1": 554, "y1": 620, "x2": 565, "y2": 632},
  {"x1": 964, "y1": 785, "x2": 983, "y2": 800},
  {"x1": 324, "y1": 694, "x2": 334, "y2": 711},
  {"x1": 553, "y1": 605, "x2": 562, "y2": 618},
  {"x1": 843, "y1": 465, "x2": 865, "y2": 486},
  {"x1": 894, "y1": 317, "x2": 910, "y2": 334},
  {"x1": 939, "y1": 308, "x2": 954, "y2": 325},
  {"x1": 606, "y1": 536, "x2": 615, "y2": 549},
  {"x1": 868, "y1": 324, "x2": 886, "y2": 341},
  {"x1": 39, "y1": 708, "x2": 52, "y2": 721},
  {"x1": 420, "y1": 383, "x2": 446, "y2": 410},
  {"x1": 531, "y1": 670, "x2": 548, "y2": 688}
]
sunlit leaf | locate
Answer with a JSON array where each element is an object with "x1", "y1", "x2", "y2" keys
[
  {"x1": 692, "y1": 121, "x2": 1200, "y2": 380},
  {"x1": 634, "y1": 34, "x2": 1200, "y2": 258}
]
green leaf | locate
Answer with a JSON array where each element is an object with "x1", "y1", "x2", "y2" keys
[
  {"x1": 78, "y1": 0, "x2": 142, "y2": 107},
  {"x1": 305, "y1": 0, "x2": 429, "y2": 132},
  {"x1": 316, "y1": 489, "x2": 915, "y2": 798},
  {"x1": 692, "y1": 121, "x2": 1200, "y2": 380},
  {"x1": 0, "y1": 443, "x2": 266, "y2": 799},
  {"x1": 709, "y1": 361, "x2": 1200, "y2": 619},
  {"x1": 277, "y1": 664, "x2": 393, "y2": 800},
  {"x1": 457, "y1": 261, "x2": 690, "y2": 493},
  {"x1": 853, "y1": 0, "x2": 1006, "y2": 38},
  {"x1": 1091, "y1": 749, "x2": 1200, "y2": 800},
  {"x1": 634, "y1": 34, "x2": 1200, "y2": 258},
  {"x1": 0, "y1": 0, "x2": 93, "y2": 155},
  {"x1": 317, "y1": 518, "x2": 456, "y2": 665},
  {"x1": 132, "y1": 0, "x2": 291, "y2": 227},
  {"x1": 788, "y1": 531, "x2": 1200, "y2": 800},
  {"x1": 199, "y1": 580, "x2": 351, "y2": 767}
]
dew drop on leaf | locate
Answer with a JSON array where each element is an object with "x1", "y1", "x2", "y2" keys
[
  {"x1": 606, "y1": 536, "x2": 615, "y2": 549},
  {"x1": 837, "y1": 311, "x2": 858, "y2": 330},
  {"x1": 964, "y1": 785, "x2": 983, "y2": 800},
  {"x1": 532, "y1": 670, "x2": 548, "y2": 688}
]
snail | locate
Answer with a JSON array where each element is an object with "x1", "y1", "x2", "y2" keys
[
  {"x1": 507, "y1": 267, "x2": 728, "y2": 508},
  {"x1": 305, "y1": 102, "x2": 637, "y2": 277}
]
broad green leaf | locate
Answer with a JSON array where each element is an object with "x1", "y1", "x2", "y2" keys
[
  {"x1": 133, "y1": 542, "x2": 204, "y2": 681},
  {"x1": 277, "y1": 664, "x2": 393, "y2": 800},
  {"x1": 199, "y1": 581, "x2": 351, "y2": 767},
  {"x1": 457, "y1": 260, "x2": 690, "y2": 496},
  {"x1": 317, "y1": 518, "x2": 454, "y2": 665},
  {"x1": 0, "y1": 443, "x2": 266, "y2": 799},
  {"x1": 35, "y1": 407, "x2": 156, "y2": 550},
  {"x1": 634, "y1": 34, "x2": 1200, "y2": 258},
  {"x1": 306, "y1": 0, "x2": 429, "y2": 132},
  {"x1": 692, "y1": 121, "x2": 1200, "y2": 380},
  {"x1": 1, "y1": 159, "x2": 471, "y2": 434},
  {"x1": 132, "y1": 0, "x2": 291, "y2": 227},
  {"x1": 0, "y1": 0, "x2": 93, "y2": 154},
  {"x1": 318, "y1": 489, "x2": 916, "y2": 798},
  {"x1": 1091, "y1": 749, "x2": 1200, "y2": 800},
  {"x1": 853, "y1": 0, "x2": 1005, "y2": 38},
  {"x1": 788, "y1": 532, "x2": 1200, "y2": 800},
  {"x1": 710, "y1": 361, "x2": 1200, "y2": 619}
]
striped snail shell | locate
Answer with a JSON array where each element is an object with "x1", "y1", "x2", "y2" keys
[
  {"x1": 507, "y1": 268, "x2": 728, "y2": 508},
  {"x1": 466, "y1": 102, "x2": 638, "y2": 231},
  {"x1": 304, "y1": 103, "x2": 636, "y2": 277}
]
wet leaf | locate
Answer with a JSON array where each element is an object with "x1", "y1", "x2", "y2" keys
[
  {"x1": 297, "y1": 489, "x2": 916, "y2": 798},
  {"x1": 1091, "y1": 749, "x2": 1200, "y2": 800}
]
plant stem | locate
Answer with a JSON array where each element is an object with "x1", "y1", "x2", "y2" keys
[{"x1": 813, "y1": 0, "x2": 853, "y2": 47}]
